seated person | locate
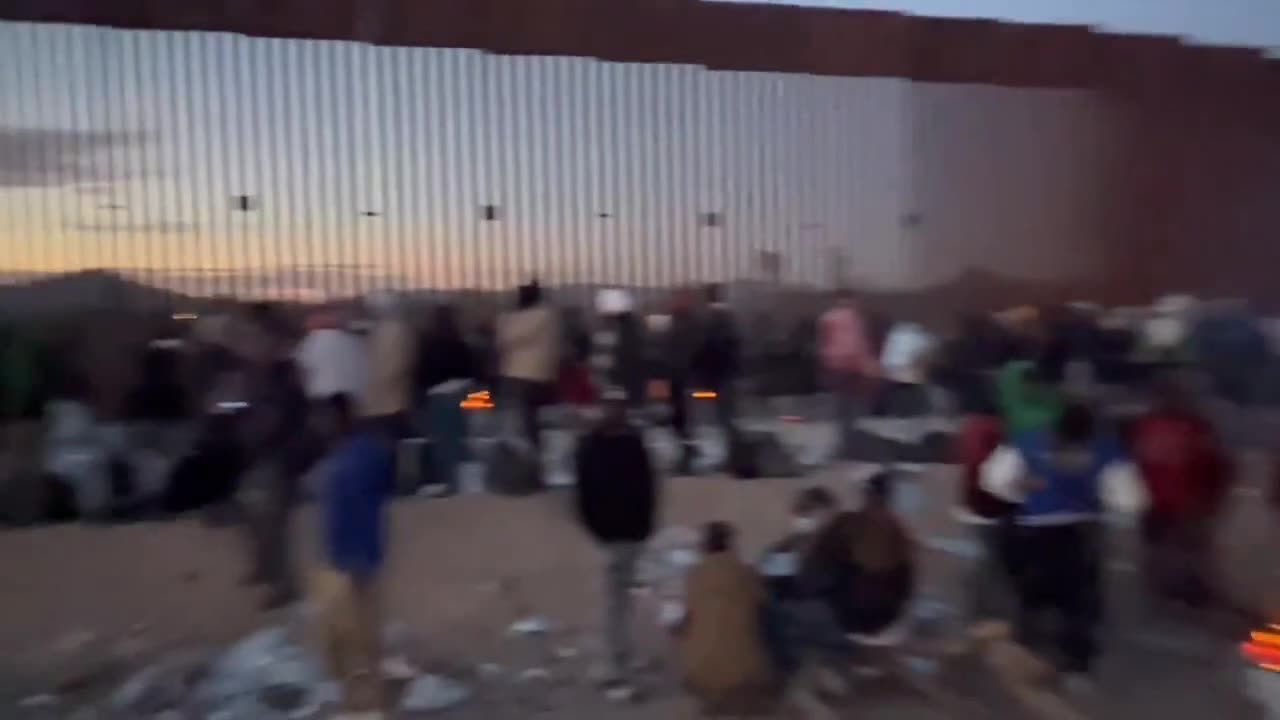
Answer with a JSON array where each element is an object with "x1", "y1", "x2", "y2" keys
[
  {"x1": 764, "y1": 486, "x2": 840, "y2": 562},
  {"x1": 758, "y1": 486, "x2": 851, "y2": 675},
  {"x1": 798, "y1": 472, "x2": 916, "y2": 636},
  {"x1": 680, "y1": 522, "x2": 778, "y2": 716}
]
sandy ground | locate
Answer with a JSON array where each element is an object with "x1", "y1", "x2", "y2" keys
[{"x1": 0, "y1": 445, "x2": 1276, "y2": 717}]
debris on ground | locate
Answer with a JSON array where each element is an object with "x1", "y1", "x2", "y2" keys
[
  {"x1": 508, "y1": 616, "x2": 551, "y2": 636},
  {"x1": 17, "y1": 693, "x2": 59, "y2": 709},
  {"x1": 517, "y1": 667, "x2": 553, "y2": 683},
  {"x1": 94, "y1": 622, "x2": 470, "y2": 719},
  {"x1": 553, "y1": 646, "x2": 580, "y2": 661},
  {"x1": 400, "y1": 673, "x2": 471, "y2": 713}
]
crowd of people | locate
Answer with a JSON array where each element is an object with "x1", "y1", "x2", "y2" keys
[{"x1": 1, "y1": 283, "x2": 1277, "y2": 716}]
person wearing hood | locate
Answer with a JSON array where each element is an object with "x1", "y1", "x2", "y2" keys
[
  {"x1": 574, "y1": 388, "x2": 657, "y2": 699},
  {"x1": 363, "y1": 291, "x2": 416, "y2": 441},
  {"x1": 981, "y1": 402, "x2": 1148, "y2": 689},
  {"x1": 590, "y1": 289, "x2": 645, "y2": 412},
  {"x1": 497, "y1": 281, "x2": 561, "y2": 450}
]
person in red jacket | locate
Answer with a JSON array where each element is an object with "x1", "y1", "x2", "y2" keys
[
  {"x1": 1132, "y1": 377, "x2": 1231, "y2": 609},
  {"x1": 952, "y1": 385, "x2": 1018, "y2": 619}
]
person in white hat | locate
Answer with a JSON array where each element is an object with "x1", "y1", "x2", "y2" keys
[{"x1": 590, "y1": 288, "x2": 644, "y2": 409}]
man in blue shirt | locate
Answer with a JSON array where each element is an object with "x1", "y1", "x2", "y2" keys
[
  {"x1": 981, "y1": 402, "x2": 1147, "y2": 694},
  {"x1": 316, "y1": 393, "x2": 394, "y2": 717}
]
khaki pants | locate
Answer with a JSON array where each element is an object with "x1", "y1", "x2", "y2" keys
[{"x1": 313, "y1": 567, "x2": 385, "y2": 713}]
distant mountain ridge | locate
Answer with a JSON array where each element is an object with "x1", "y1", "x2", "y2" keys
[{"x1": 0, "y1": 268, "x2": 1099, "y2": 324}]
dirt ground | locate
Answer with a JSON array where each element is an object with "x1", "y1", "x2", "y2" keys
[{"x1": 0, "y1": 454, "x2": 1275, "y2": 718}]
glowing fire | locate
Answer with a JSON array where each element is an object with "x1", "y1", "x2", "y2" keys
[
  {"x1": 1241, "y1": 625, "x2": 1280, "y2": 671},
  {"x1": 460, "y1": 390, "x2": 494, "y2": 410},
  {"x1": 691, "y1": 390, "x2": 718, "y2": 400}
]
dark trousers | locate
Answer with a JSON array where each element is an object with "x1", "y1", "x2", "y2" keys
[
  {"x1": 1141, "y1": 512, "x2": 1215, "y2": 608},
  {"x1": 425, "y1": 390, "x2": 468, "y2": 490},
  {"x1": 761, "y1": 599, "x2": 854, "y2": 678},
  {"x1": 242, "y1": 458, "x2": 296, "y2": 605},
  {"x1": 708, "y1": 380, "x2": 740, "y2": 443},
  {"x1": 1009, "y1": 523, "x2": 1101, "y2": 673},
  {"x1": 669, "y1": 376, "x2": 691, "y2": 442},
  {"x1": 828, "y1": 372, "x2": 871, "y2": 460},
  {"x1": 502, "y1": 378, "x2": 553, "y2": 451}
]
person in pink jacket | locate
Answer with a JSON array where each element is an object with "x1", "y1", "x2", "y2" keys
[{"x1": 818, "y1": 291, "x2": 880, "y2": 460}]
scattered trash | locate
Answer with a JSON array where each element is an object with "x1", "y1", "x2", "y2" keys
[
  {"x1": 110, "y1": 656, "x2": 201, "y2": 717},
  {"x1": 53, "y1": 630, "x2": 96, "y2": 655},
  {"x1": 659, "y1": 601, "x2": 686, "y2": 629},
  {"x1": 604, "y1": 684, "x2": 638, "y2": 703},
  {"x1": 759, "y1": 551, "x2": 797, "y2": 577},
  {"x1": 637, "y1": 526, "x2": 701, "y2": 631},
  {"x1": 17, "y1": 694, "x2": 59, "y2": 709},
  {"x1": 553, "y1": 646, "x2": 580, "y2": 661},
  {"x1": 518, "y1": 667, "x2": 553, "y2": 683},
  {"x1": 400, "y1": 674, "x2": 471, "y2": 713},
  {"x1": 903, "y1": 656, "x2": 940, "y2": 677},
  {"x1": 668, "y1": 548, "x2": 698, "y2": 569},
  {"x1": 188, "y1": 626, "x2": 328, "y2": 720},
  {"x1": 508, "y1": 616, "x2": 551, "y2": 636},
  {"x1": 382, "y1": 655, "x2": 418, "y2": 681},
  {"x1": 921, "y1": 536, "x2": 982, "y2": 560}
]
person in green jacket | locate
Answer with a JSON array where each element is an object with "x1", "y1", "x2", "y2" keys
[{"x1": 996, "y1": 359, "x2": 1062, "y2": 436}]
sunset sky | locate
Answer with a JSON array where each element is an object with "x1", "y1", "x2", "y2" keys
[{"x1": 1, "y1": 3, "x2": 1276, "y2": 297}]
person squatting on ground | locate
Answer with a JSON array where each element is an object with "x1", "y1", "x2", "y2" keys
[
  {"x1": 757, "y1": 486, "x2": 855, "y2": 680},
  {"x1": 797, "y1": 472, "x2": 916, "y2": 639},
  {"x1": 315, "y1": 392, "x2": 395, "y2": 718},
  {"x1": 496, "y1": 280, "x2": 561, "y2": 452},
  {"x1": 981, "y1": 402, "x2": 1148, "y2": 689},
  {"x1": 574, "y1": 386, "x2": 658, "y2": 699},
  {"x1": 679, "y1": 521, "x2": 779, "y2": 716},
  {"x1": 817, "y1": 289, "x2": 880, "y2": 460}
]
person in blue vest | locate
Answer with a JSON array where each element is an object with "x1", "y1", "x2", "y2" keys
[{"x1": 980, "y1": 401, "x2": 1148, "y2": 692}]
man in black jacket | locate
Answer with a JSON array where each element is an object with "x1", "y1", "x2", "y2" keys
[
  {"x1": 693, "y1": 284, "x2": 743, "y2": 468},
  {"x1": 575, "y1": 389, "x2": 658, "y2": 697},
  {"x1": 238, "y1": 303, "x2": 314, "y2": 609}
]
